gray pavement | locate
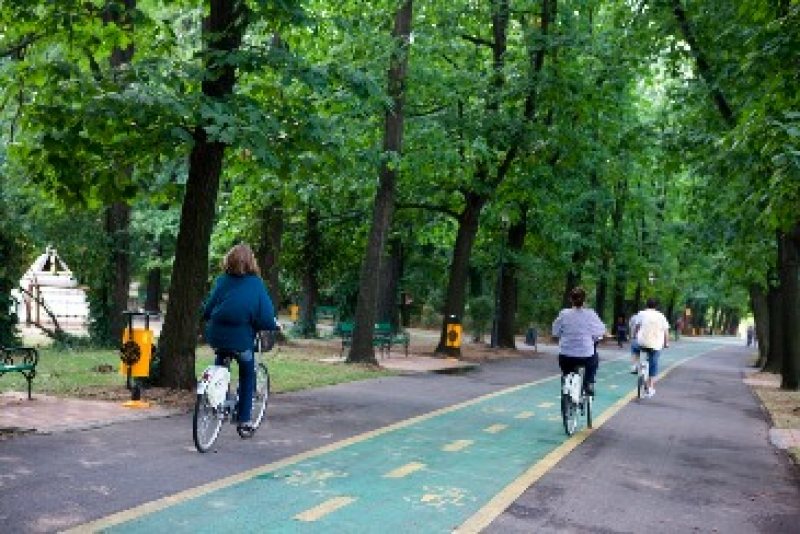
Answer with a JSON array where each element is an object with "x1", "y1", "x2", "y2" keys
[
  {"x1": 487, "y1": 343, "x2": 800, "y2": 533},
  {"x1": 0, "y1": 339, "x2": 797, "y2": 533}
]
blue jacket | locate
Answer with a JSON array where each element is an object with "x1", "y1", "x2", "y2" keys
[{"x1": 202, "y1": 274, "x2": 277, "y2": 351}]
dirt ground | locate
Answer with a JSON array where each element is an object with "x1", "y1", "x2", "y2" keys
[{"x1": 746, "y1": 371, "x2": 800, "y2": 464}]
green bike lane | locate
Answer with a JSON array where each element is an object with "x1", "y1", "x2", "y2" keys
[{"x1": 75, "y1": 342, "x2": 722, "y2": 533}]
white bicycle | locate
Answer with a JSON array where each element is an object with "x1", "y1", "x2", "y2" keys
[
  {"x1": 193, "y1": 331, "x2": 275, "y2": 453},
  {"x1": 636, "y1": 356, "x2": 650, "y2": 399},
  {"x1": 561, "y1": 365, "x2": 592, "y2": 435}
]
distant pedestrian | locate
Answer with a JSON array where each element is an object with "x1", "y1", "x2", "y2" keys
[
  {"x1": 746, "y1": 325, "x2": 755, "y2": 347},
  {"x1": 613, "y1": 315, "x2": 627, "y2": 348}
]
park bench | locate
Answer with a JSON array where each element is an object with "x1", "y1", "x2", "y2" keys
[
  {"x1": 315, "y1": 306, "x2": 339, "y2": 323},
  {"x1": 0, "y1": 346, "x2": 39, "y2": 400},
  {"x1": 337, "y1": 322, "x2": 410, "y2": 358}
]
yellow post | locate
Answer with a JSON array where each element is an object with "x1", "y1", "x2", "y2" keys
[{"x1": 289, "y1": 304, "x2": 300, "y2": 321}]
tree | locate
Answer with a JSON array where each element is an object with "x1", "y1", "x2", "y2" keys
[{"x1": 349, "y1": 0, "x2": 413, "y2": 364}]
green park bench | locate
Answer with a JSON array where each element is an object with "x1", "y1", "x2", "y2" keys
[
  {"x1": 315, "y1": 306, "x2": 339, "y2": 323},
  {"x1": 337, "y1": 321, "x2": 410, "y2": 358},
  {"x1": 0, "y1": 346, "x2": 39, "y2": 400}
]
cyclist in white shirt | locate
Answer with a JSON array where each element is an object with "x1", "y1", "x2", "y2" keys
[{"x1": 631, "y1": 298, "x2": 670, "y2": 397}]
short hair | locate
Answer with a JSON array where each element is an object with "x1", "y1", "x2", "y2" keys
[
  {"x1": 222, "y1": 244, "x2": 260, "y2": 276},
  {"x1": 570, "y1": 287, "x2": 587, "y2": 307},
  {"x1": 646, "y1": 297, "x2": 658, "y2": 309}
]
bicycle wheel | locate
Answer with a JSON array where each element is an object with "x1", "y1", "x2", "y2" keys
[
  {"x1": 193, "y1": 393, "x2": 223, "y2": 453},
  {"x1": 237, "y1": 362, "x2": 270, "y2": 438},
  {"x1": 586, "y1": 395, "x2": 593, "y2": 429},
  {"x1": 637, "y1": 368, "x2": 644, "y2": 399},
  {"x1": 561, "y1": 392, "x2": 578, "y2": 436}
]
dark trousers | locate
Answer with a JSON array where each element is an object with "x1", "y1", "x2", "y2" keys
[
  {"x1": 559, "y1": 354, "x2": 599, "y2": 385},
  {"x1": 215, "y1": 349, "x2": 255, "y2": 423}
]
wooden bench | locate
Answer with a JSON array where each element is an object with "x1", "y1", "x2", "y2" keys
[{"x1": 0, "y1": 346, "x2": 39, "y2": 400}]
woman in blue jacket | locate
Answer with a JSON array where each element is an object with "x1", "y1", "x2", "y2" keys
[{"x1": 202, "y1": 244, "x2": 277, "y2": 432}]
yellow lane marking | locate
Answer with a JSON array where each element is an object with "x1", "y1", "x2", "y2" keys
[
  {"x1": 537, "y1": 402, "x2": 554, "y2": 408},
  {"x1": 294, "y1": 496, "x2": 356, "y2": 522},
  {"x1": 454, "y1": 350, "x2": 715, "y2": 534},
  {"x1": 484, "y1": 424, "x2": 508, "y2": 434},
  {"x1": 515, "y1": 411, "x2": 535, "y2": 419},
  {"x1": 67, "y1": 373, "x2": 560, "y2": 533},
  {"x1": 384, "y1": 462, "x2": 425, "y2": 478},
  {"x1": 442, "y1": 439, "x2": 474, "y2": 452},
  {"x1": 609, "y1": 384, "x2": 619, "y2": 390}
]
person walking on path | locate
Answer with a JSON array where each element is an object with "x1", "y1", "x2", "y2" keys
[
  {"x1": 552, "y1": 287, "x2": 607, "y2": 395},
  {"x1": 202, "y1": 243, "x2": 277, "y2": 432},
  {"x1": 746, "y1": 324, "x2": 755, "y2": 347},
  {"x1": 631, "y1": 297, "x2": 670, "y2": 397},
  {"x1": 613, "y1": 315, "x2": 627, "y2": 348}
]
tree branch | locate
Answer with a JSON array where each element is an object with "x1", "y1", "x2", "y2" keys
[
  {"x1": 395, "y1": 202, "x2": 460, "y2": 219},
  {"x1": 671, "y1": 0, "x2": 736, "y2": 127},
  {"x1": 460, "y1": 33, "x2": 494, "y2": 48}
]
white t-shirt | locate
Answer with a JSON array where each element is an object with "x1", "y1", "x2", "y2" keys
[{"x1": 635, "y1": 309, "x2": 670, "y2": 350}]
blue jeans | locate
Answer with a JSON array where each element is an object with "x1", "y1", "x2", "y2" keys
[
  {"x1": 640, "y1": 347, "x2": 660, "y2": 377},
  {"x1": 215, "y1": 349, "x2": 255, "y2": 423}
]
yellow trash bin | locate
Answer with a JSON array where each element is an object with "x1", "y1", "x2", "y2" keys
[
  {"x1": 120, "y1": 328, "x2": 153, "y2": 378},
  {"x1": 445, "y1": 316, "x2": 462, "y2": 349}
]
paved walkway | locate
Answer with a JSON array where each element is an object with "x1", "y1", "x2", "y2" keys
[{"x1": 1, "y1": 339, "x2": 797, "y2": 533}]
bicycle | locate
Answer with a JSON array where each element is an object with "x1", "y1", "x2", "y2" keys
[
  {"x1": 636, "y1": 355, "x2": 650, "y2": 399},
  {"x1": 193, "y1": 331, "x2": 274, "y2": 453},
  {"x1": 561, "y1": 365, "x2": 592, "y2": 436}
]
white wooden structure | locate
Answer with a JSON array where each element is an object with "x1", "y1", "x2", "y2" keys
[{"x1": 14, "y1": 247, "x2": 90, "y2": 331}]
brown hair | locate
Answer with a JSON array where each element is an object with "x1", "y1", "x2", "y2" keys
[
  {"x1": 570, "y1": 286, "x2": 587, "y2": 307},
  {"x1": 222, "y1": 244, "x2": 261, "y2": 276}
]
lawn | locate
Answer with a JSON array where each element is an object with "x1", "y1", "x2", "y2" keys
[{"x1": 0, "y1": 340, "x2": 394, "y2": 399}]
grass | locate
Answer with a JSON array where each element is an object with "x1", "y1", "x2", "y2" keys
[{"x1": 0, "y1": 341, "x2": 394, "y2": 399}]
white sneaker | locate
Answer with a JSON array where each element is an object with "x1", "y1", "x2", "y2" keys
[
  {"x1": 645, "y1": 388, "x2": 656, "y2": 398},
  {"x1": 630, "y1": 365, "x2": 638, "y2": 374}
]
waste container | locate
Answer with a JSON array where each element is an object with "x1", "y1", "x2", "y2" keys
[
  {"x1": 525, "y1": 327, "x2": 538, "y2": 346},
  {"x1": 445, "y1": 315, "x2": 462, "y2": 349}
]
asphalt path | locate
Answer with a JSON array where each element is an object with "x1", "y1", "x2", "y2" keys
[{"x1": 0, "y1": 338, "x2": 797, "y2": 533}]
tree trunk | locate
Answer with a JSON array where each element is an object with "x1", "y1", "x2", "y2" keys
[
  {"x1": 497, "y1": 211, "x2": 527, "y2": 348},
  {"x1": 751, "y1": 284, "x2": 769, "y2": 368},
  {"x1": 102, "y1": 203, "x2": 131, "y2": 345},
  {"x1": 256, "y1": 201, "x2": 283, "y2": 310},
  {"x1": 780, "y1": 223, "x2": 800, "y2": 390},
  {"x1": 300, "y1": 208, "x2": 321, "y2": 337},
  {"x1": 595, "y1": 254, "x2": 609, "y2": 322},
  {"x1": 436, "y1": 193, "x2": 485, "y2": 356},
  {"x1": 157, "y1": 0, "x2": 248, "y2": 389},
  {"x1": 349, "y1": 0, "x2": 412, "y2": 364},
  {"x1": 377, "y1": 237, "x2": 402, "y2": 329},
  {"x1": 561, "y1": 250, "x2": 584, "y2": 309},
  {"x1": 144, "y1": 264, "x2": 161, "y2": 313},
  {"x1": 764, "y1": 282, "x2": 785, "y2": 373}
]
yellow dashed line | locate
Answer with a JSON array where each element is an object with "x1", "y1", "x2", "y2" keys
[
  {"x1": 294, "y1": 496, "x2": 356, "y2": 522},
  {"x1": 537, "y1": 402, "x2": 554, "y2": 408},
  {"x1": 515, "y1": 411, "x2": 535, "y2": 419},
  {"x1": 442, "y1": 439, "x2": 474, "y2": 452},
  {"x1": 455, "y1": 349, "x2": 717, "y2": 534},
  {"x1": 384, "y1": 462, "x2": 425, "y2": 478},
  {"x1": 483, "y1": 424, "x2": 508, "y2": 434}
]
